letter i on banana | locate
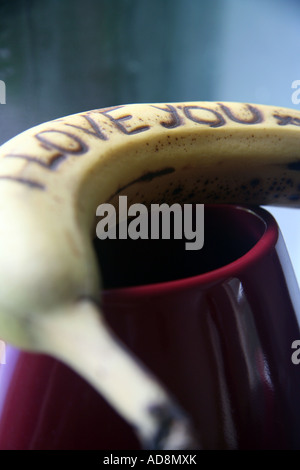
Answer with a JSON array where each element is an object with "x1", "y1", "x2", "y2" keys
[{"x1": 0, "y1": 101, "x2": 299, "y2": 449}]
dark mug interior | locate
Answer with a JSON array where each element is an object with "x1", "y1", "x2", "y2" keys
[{"x1": 94, "y1": 204, "x2": 266, "y2": 288}]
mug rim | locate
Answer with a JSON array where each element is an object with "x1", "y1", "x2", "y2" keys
[{"x1": 102, "y1": 204, "x2": 278, "y2": 298}]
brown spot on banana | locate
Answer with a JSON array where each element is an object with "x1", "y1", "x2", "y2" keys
[{"x1": 107, "y1": 167, "x2": 176, "y2": 202}]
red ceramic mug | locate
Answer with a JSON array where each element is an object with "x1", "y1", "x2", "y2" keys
[{"x1": 0, "y1": 204, "x2": 299, "y2": 450}]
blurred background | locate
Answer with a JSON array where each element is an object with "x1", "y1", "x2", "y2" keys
[{"x1": 0, "y1": 0, "x2": 299, "y2": 284}]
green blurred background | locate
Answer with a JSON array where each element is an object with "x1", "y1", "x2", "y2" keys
[{"x1": 0, "y1": 0, "x2": 299, "y2": 281}]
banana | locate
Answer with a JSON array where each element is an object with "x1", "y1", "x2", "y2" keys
[{"x1": 0, "y1": 101, "x2": 299, "y2": 449}]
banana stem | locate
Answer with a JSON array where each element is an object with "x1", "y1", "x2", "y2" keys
[{"x1": 34, "y1": 299, "x2": 200, "y2": 450}]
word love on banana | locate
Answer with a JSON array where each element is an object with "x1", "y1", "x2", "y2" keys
[{"x1": 95, "y1": 196, "x2": 204, "y2": 251}]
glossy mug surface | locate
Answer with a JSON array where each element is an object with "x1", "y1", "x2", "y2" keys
[{"x1": 0, "y1": 205, "x2": 299, "y2": 450}]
